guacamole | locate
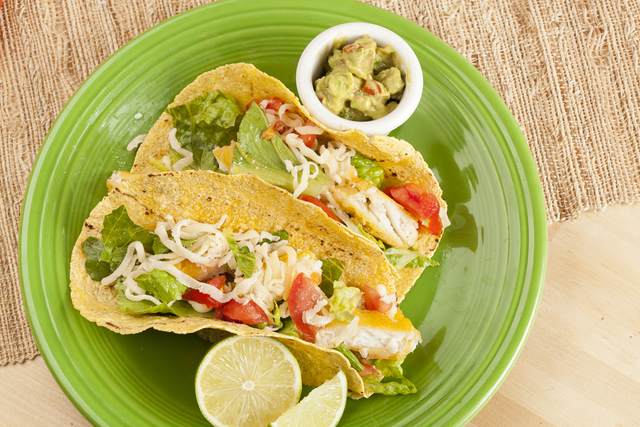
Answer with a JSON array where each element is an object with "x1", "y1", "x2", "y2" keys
[{"x1": 315, "y1": 35, "x2": 405, "y2": 121}]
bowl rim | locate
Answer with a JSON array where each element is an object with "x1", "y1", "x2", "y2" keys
[{"x1": 296, "y1": 22, "x2": 423, "y2": 135}]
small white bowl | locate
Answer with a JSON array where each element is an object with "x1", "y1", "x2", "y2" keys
[{"x1": 296, "y1": 22, "x2": 423, "y2": 136}]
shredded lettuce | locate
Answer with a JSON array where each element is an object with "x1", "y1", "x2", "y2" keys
[
  {"x1": 279, "y1": 318, "x2": 300, "y2": 338},
  {"x1": 135, "y1": 269, "x2": 187, "y2": 304},
  {"x1": 358, "y1": 225, "x2": 386, "y2": 250},
  {"x1": 384, "y1": 247, "x2": 439, "y2": 269},
  {"x1": 328, "y1": 281, "x2": 361, "y2": 322},
  {"x1": 166, "y1": 91, "x2": 242, "y2": 170},
  {"x1": 335, "y1": 343, "x2": 365, "y2": 372},
  {"x1": 168, "y1": 148, "x2": 197, "y2": 171},
  {"x1": 351, "y1": 153, "x2": 384, "y2": 188},
  {"x1": 363, "y1": 359, "x2": 417, "y2": 395},
  {"x1": 231, "y1": 102, "x2": 328, "y2": 197},
  {"x1": 225, "y1": 233, "x2": 256, "y2": 278},
  {"x1": 319, "y1": 258, "x2": 344, "y2": 297},
  {"x1": 258, "y1": 230, "x2": 289, "y2": 246},
  {"x1": 271, "y1": 303, "x2": 284, "y2": 330},
  {"x1": 147, "y1": 156, "x2": 170, "y2": 172}
]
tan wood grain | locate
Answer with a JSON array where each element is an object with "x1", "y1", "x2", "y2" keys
[
  {"x1": 1, "y1": 202, "x2": 639, "y2": 426},
  {"x1": 472, "y1": 202, "x2": 640, "y2": 427}
]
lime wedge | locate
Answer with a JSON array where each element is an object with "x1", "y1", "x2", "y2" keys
[
  {"x1": 195, "y1": 336, "x2": 302, "y2": 427},
  {"x1": 270, "y1": 370, "x2": 347, "y2": 427}
]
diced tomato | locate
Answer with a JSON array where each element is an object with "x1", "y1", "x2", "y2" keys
[
  {"x1": 362, "y1": 79, "x2": 383, "y2": 96},
  {"x1": 358, "y1": 361, "x2": 378, "y2": 376},
  {"x1": 422, "y1": 214, "x2": 443, "y2": 236},
  {"x1": 362, "y1": 85, "x2": 376, "y2": 96},
  {"x1": 299, "y1": 195, "x2": 343, "y2": 223},
  {"x1": 343, "y1": 43, "x2": 358, "y2": 54},
  {"x1": 221, "y1": 300, "x2": 268, "y2": 325},
  {"x1": 296, "y1": 132, "x2": 316, "y2": 148},
  {"x1": 273, "y1": 120, "x2": 288, "y2": 134},
  {"x1": 384, "y1": 183, "x2": 440, "y2": 222},
  {"x1": 265, "y1": 97, "x2": 286, "y2": 112},
  {"x1": 213, "y1": 308, "x2": 225, "y2": 320},
  {"x1": 246, "y1": 98, "x2": 261, "y2": 111},
  {"x1": 182, "y1": 276, "x2": 226, "y2": 308},
  {"x1": 294, "y1": 120, "x2": 318, "y2": 148},
  {"x1": 288, "y1": 273, "x2": 323, "y2": 342},
  {"x1": 362, "y1": 284, "x2": 393, "y2": 313}
]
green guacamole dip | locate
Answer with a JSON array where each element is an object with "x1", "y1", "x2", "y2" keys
[{"x1": 314, "y1": 35, "x2": 405, "y2": 121}]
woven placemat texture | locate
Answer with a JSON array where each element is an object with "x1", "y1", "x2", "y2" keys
[{"x1": 1, "y1": 0, "x2": 639, "y2": 365}]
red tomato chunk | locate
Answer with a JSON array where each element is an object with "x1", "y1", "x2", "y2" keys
[
  {"x1": 362, "y1": 284, "x2": 392, "y2": 314},
  {"x1": 265, "y1": 97, "x2": 286, "y2": 112},
  {"x1": 182, "y1": 276, "x2": 226, "y2": 308},
  {"x1": 222, "y1": 300, "x2": 268, "y2": 325},
  {"x1": 299, "y1": 195, "x2": 343, "y2": 223},
  {"x1": 384, "y1": 183, "x2": 443, "y2": 235},
  {"x1": 288, "y1": 273, "x2": 323, "y2": 342}
]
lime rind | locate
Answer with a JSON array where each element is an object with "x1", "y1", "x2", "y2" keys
[
  {"x1": 195, "y1": 336, "x2": 302, "y2": 427},
  {"x1": 270, "y1": 370, "x2": 348, "y2": 427}
]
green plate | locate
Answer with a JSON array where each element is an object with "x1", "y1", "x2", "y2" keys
[{"x1": 19, "y1": 0, "x2": 547, "y2": 426}]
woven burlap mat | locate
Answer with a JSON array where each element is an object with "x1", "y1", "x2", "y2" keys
[{"x1": 1, "y1": 0, "x2": 639, "y2": 365}]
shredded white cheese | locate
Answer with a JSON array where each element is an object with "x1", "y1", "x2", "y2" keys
[
  {"x1": 302, "y1": 299, "x2": 334, "y2": 327},
  {"x1": 440, "y1": 206, "x2": 451, "y2": 228},
  {"x1": 168, "y1": 128, "x2": 194, "y2": 171},
  {"x1": 126, "y1": 134, "x2": 147, "y2": 151},
  {"x1": 102, "y1": 214, "x2": 322, "y2": 329}
]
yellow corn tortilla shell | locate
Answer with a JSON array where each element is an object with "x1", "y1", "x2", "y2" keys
[
  {"x1": 70, "y1": 170, "x2": 415, "y2": 398},
  {"x1": 130, "y1": 62, "x2": 446, "y2": 299}
]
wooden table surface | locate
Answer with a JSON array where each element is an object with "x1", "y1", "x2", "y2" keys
[{"x1": 2, "y1": 202, "x2": 639, "y2": 426}]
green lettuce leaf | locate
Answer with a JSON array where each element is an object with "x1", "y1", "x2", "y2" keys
[
  {"x1": 168, "y1": 148, "x2": 196, "y2": 171},
  {"x1": 362, "y1": 376, "x2": 417, "y2": 395},
  {"x1": 319, "y1": 258, "x2": 344, "y2": 297},
  {"x1": 383, "y1": 247, "x2": 439, "y2": 269},
  {"x1": 357, "y1": 225, "x2": 386, "y2": 250},
  {"x1": 279, "y1": 318, "x2": 300, "y2": 338},
  {"x1": 258, "y1": 230, "x2": 289, "y2": 246},
  {"x1": 81, "y1": 237, "x2": 112, "y2": 281},
  {"x1": 99, "y1": 205, "x2": 155, "y2": 265},
  {"x1": 166, "y1": 91, "x2": 242, "y2": 170},
  {"x1": 271, "y1": 303, "x2": 284, "y2": 330},
  {"x1": 363, "y1": 359, "x2": 417, "y2": 395},
  {"x1": 226, "y1": 234, "x2": 256, "y2": 278},
  {"x1": 335, "y1": 343, "x2": 365, "y2": 372},
  {"x1": 351, "y1": 153, "x2": 384, "y2": 188},
  {"x1": 406, "y1": 254, "x2": 439, "y2": 268},
  {"x1": 135, "y1": 269, "x2": 187, "y2": 304},
  {"x1": 115, "y1": 283, "x2": 217, "y2": 318},
  {"x1": 328, "y1": 281, "x2": 361, "y2": 322},
  {"x1": 230, "y1": 102, "x2": 328, "y2": 197}
]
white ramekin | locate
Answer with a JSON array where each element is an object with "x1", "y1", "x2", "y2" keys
[{"x1": 296, "y1": 22, "x2": 423, "y2": 136}]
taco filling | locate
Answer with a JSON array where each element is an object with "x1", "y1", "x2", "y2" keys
[
  {"x1": 142, "y1": 91, "x2": 447, "y2": 274},
  {"x1": 81, "y1": 202, "x2": 420, "y2": 394}
]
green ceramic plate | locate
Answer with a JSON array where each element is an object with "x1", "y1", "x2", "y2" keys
[{"x1": 19, "y1": 0, "x2": 547, "y2": 426}]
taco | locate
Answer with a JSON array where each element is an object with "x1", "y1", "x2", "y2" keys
[
  {"x1": 129, "y1": 63, "x2": 447, "y2": 300},
  {"x1": 71, "y1": 170, "x2": 422, "y2": 398}
]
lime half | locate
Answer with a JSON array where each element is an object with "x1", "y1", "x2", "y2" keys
[
  {"x1": 270, "y1": 370, "x2": 347, "y2": 427},
  {"x1": 195, "y1": 336, "x2": 302, "y2": 427}
]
